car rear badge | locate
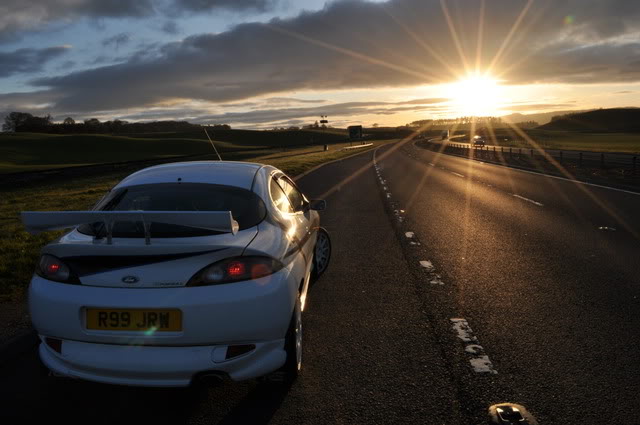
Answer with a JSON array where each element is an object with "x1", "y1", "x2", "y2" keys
[{"x1": 122, "y1": 276, "x2": 140, "y2": 284}]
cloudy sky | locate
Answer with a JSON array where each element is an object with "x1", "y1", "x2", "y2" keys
[{"x1": 0, "y1": 0, "x2": 639, "y2": 128}]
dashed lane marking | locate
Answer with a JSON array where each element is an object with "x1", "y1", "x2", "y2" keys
[
  {"x1": 512, "y1": 194, "x2": 544, "y2": 207},
  {"x1": 450, "y1": 318, "x2": 498, "y2": 374},
  {"x1": 419, "y1": 260, "x2": 434, "y2": 270},
  {"x1": 450, "y1": 172, "x2": 465, "y2": 178},
  {"x1": 405, "y1": 232, "x2": 415, "y2": 238}
]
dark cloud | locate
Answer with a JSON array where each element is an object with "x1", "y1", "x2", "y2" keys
[
  {"x1": 4, "y1": 0, "x2": 640, "y2": 119},
  {"x1": 0, "y1": 1, "x2": 154, "y2": 41},
  {"x1": 188, "y1": 99, "x2": 448, "y2": 125},
  {"x1": 263, "y1": 97, "x2": 327, "y2": 105},
  {"x1": 0, "y1": 46, "x2": 71, "y2": 77},
  {"x1": 102, "y1": 33, "x2": 131, "y2": 49},
  {"x1": 503, "y1": 103, "x2": 579, "y2": 112},
  {"x1": 161, "y1": 21, "x2": 181, "y2": 35},
  {"x1": 171, "y1": 0, "x2": 278, "y2": 12}
]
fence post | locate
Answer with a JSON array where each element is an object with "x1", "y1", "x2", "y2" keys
[
  {"x1": 510, "y1": 147, "x2": 512, "y2": 158},
  {"x1": 519, "y1": 148, "x2": 522, "y2": 159},
  {"x1": 601, "y1": 153, "x2": 605, "y2": 169},
  {"x1": 530, "y1": 149, "x2": 534, "y2": 158},
  {"x1": 579, "y1": 152, "x2": 582, "y2": 167}
]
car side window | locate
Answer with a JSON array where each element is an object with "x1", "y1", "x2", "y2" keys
[
  {"x1": 277, "y1": 176, "x2": 306, "y2": 212},
  {"x1": 270, "y1": 178, "x2": 294, "y2": 214}
]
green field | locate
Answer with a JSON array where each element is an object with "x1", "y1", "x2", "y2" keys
[
  {"x1": 0, "y1": 140, "x2": 390, "y2": 301},
  {"x1": 520, "y1": 130, "x2": 640, "y2": 153},
  {"x1": 455, "y1": 129, "x2": 640, "y2": 154},
  {"x1": 0, "y1": 129, "x2": 350, "y2": 174}
]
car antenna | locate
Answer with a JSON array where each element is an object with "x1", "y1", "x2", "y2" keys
[{"x1": 203, "y1": 127, "x2": 222, "y2": 161}]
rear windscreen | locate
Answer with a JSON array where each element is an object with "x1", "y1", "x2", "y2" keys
[{"x1": 78, "y1": 183, "x2": 266, "y2": 238}]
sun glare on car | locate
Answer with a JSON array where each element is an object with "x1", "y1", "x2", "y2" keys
[{"x1": 448, "y1": 74, "x2": 504, "y2": 117}]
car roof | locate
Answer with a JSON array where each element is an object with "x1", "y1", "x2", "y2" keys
[{"x1": 114, "y1": 161, "x2": 265, "y2": 190}]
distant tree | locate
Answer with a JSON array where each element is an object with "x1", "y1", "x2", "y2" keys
[
  {"x1": 84, "y1": 118, "x2": 101, "y2": 126},
  {"x1": 3, "y1": 112, "x2": 33, "y2": 131},
  {"x1": 372, "y1": 123, "x2": 379, "y2": 128},
  {"x1": 63, "y1": 117, "x2": 75, "y2": 125},
  {"x1": 3, "y1": 112, "x2": 52, "y2": 132}
]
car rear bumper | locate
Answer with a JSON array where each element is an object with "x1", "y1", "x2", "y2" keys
[
  {"x1": 39, "y1": 336, "x2": 286, "y2": 387},
  {"x1": 29, "y1": 267, "x2": 297, "y2": 346}
]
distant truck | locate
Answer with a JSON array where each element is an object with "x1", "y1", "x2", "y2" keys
[{"x1": 348, "y1": 125, "x2": 363, "y2": 140}]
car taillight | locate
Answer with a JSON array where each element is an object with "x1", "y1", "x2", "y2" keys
[
  {"x1": 187, "y1": 256, "x2": 284, "y2": 286},
  {"x1": 35, "y1": 254, "x2": 80, "y2": 284}
]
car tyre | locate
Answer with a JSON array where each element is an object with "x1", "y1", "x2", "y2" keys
[
  {"x1": 263, "y1": 297, "x2": 302, "y2": 385},
  {"x1": 311, "y1": 227, "x2": 331, "y2": 280}
]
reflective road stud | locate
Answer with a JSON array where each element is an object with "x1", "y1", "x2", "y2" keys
[{"x1": 488, "y1": 403, "x2": 539, "y2": 425}]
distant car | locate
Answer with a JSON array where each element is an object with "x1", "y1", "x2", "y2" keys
[
  {"x1": 473, "y1": 137, "x2": 486, "y2": 147},
  {"x1": 22, "y1": 161, "x2": 331, "y2": 387}
]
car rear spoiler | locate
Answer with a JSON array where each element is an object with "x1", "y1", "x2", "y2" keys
[{"x1": 21, "y1": 211, "x2": 239, "y2": 244}]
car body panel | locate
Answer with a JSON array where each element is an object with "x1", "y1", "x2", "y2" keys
[{"x1": 25, "y1": 161, "x2": 326, "y2": 386}]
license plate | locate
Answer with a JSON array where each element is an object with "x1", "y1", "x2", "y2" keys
[{"x1": 85, "y1": 309, "x2": 182, "y2": 332}]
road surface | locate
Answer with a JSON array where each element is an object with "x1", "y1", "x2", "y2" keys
[{"x1": 1, "y1": 141, "x2": 639, "y2": 424}]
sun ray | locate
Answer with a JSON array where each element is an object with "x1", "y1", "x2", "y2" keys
[
  {"x1": 265, "y1": 23, "x2": 438, "y2": 84},
  {"x1": 475, "y1": 0, "x2": 486, "y2": 74},
  {"x1": 486, "y1": 0, "x2": 534, "y2": 75},
  {"x1": 439, "y1": 0, "x2": 471, "y2": 75},
  {"x1": 382, "y1": 6, "x2": 459, "y2": 81},
  {"x1": 504, "y1": 122, "x2": 639, "y2": 238}
]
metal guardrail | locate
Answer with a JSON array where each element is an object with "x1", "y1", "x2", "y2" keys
[{"x1": 427, "y1": 141, "x2": 638, "y2": 175}]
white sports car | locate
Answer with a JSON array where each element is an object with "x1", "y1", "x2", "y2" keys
[{"x1": 21, "y1": 161, "x2": 331, "y2": 387}]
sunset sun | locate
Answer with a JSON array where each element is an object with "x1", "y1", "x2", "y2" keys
[{"x1": 449, "y1": 74, "x2": 505, "y2": 117}]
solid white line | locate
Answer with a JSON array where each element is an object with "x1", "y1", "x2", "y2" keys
[
  {"x1": 512, "y1": 194, "x2": 544, "y2": 207},
  {"x1": 450, "y1": 172, "x2": 465, "y2": 178}
]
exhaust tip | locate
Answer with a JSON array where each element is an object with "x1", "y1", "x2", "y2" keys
[{"x1": 194, "y1": 371, "x2": 227, "y2": 386}]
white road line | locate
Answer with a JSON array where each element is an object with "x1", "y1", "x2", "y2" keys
[
  {"x1": 428, "y1": 163, "x2": 435, "y2": 167},
  {"x1": 450, "y1": 318, "x2": 498, "y2": 374},
  {"x1": 470, "y1": 356, "x2": 498, "y2": 374},
  {"x1": 419, "y1": 260, "x2": 434, "y2": 270},
  {"x1": 386, "y1": 193, "x2": 391, "y2": 198},
  {"x1": 405, "y1": 232, "x2": 414, "y2": 238},
  {"x1": 450, "y1": 318, "x2": 478, "y2": 343},
  {"x1": 512, "y1": 194, "x2": 544, "y2": 207},
  {"x1": 430, "y1": 275, "x2": 444, "y2": 285},
  {"x1": 450, "y1": 172, "x2": 465, "y2": 178}
]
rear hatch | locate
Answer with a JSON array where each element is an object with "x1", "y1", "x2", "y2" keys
[
  {"x1": 39, "y1": 182, "x2": 266, "y2": 288},
  {"x1": 44, "y1": 229, "x2": 257, "y2": 288}
]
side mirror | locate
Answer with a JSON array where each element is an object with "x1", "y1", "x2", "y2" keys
[{"x1": 309, "y1": 199, "x2": 326, "y2": 211}]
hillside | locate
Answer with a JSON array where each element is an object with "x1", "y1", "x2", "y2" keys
[
  {"x1": 538, "y1": 108, "x2": 640, "y2": 132},
  {"x1": 0, "y1": 129, "x2": 347, "y2": 174},
  {"x1": 501, "y1": 110, "x2": 589, "y2": 126}
]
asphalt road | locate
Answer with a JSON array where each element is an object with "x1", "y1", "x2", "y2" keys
[
  {"x1": 375, "y1": 140, "x2": 640, "y2": 424},
  {"x1": 2, "y1": 142, "x2": 639, "y2": 424}
]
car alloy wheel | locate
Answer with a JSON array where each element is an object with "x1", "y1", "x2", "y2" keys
[{"x1": 312, "y1": 228, "x2": 331, "y2": 278}]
